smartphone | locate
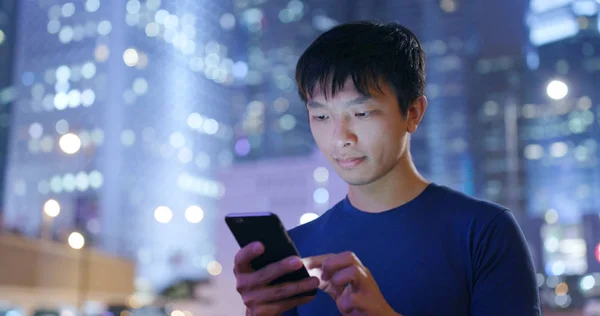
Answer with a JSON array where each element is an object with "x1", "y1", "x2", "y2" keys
[{"x1": 225, "y1": 212, "x2": 317, "y2": 297}]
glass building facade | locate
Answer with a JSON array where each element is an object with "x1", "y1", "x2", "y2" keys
[
  {"x1": 230, "y1": 0, "x2": 348, "y2": 161},
  {"x1": 0, "y1": 0, "x2": 17, "y2": 211},
  {"x1": 523, "y1": 0, "x2": 600, "y2": 308},
  {"x1": 3, "y1": 0, "x2": 238, "y2": 291}
]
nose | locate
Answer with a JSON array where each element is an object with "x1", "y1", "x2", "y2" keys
[{"x1": 332, "y1": 118, "x2": 356, "y2": 148}]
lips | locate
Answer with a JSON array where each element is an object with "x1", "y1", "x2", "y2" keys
[{"x1": 334, "y1": 157, "x2": 366, "y2": 169}]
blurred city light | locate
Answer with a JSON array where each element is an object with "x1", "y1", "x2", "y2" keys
[
  {"x1": 185, "y1": 205, "x2": 204, "y2": 224},
  {"x1": 43, "y1": 198, "x2": 60, "y2": 218},
  {"x1": 313, "y1": 167, "x2": 329, "y2": 183},
  {"x1": 207, "y1": 260, "x2": 223, "y2": 276},
  {"x1": 68, "y1": 232, "x2": 85, "y2": 250},
  {"x1": 551, "y1": 261, "x2": 566, "y2": 275},
  {"x1": 59, "y1": 133, "x2": 82, "y2": 154},
  {"x1": 154, "y1": 206, "x2": 173, "y2": 224},
  {"x1": 123, "y1": 48, "x2": 139, "y2": 67},
  {"x1": 300, "y1": 212, "x2": 319, "y2": 225},
  {"x1": 313, "y1": 188, "x2": 329, "y2": 204},
  {"x1": 545, "y1": 209, "x2": 559, "y2": 224},
  {"x1": 580, "y1": 275, "x2": 596, "y2": 291},
  {"x1": 546, "y1": 80, "x2": 569, "y2": 100}
]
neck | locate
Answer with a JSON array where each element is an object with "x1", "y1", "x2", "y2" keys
[{"x1": 347, "y1": 152, "x2": 429, "y2": 213}]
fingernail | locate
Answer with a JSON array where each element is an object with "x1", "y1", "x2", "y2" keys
[
  {"x1": 311, "y1": 277, "x2": 321, "y2": 286},
  {"x1": 288, "y1": 257, "x2": 301, "y2": 267},
  {"x1": 253, "y1": 243, "x2": 263, "y2": 253}
]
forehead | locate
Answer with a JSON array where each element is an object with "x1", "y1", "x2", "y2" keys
[{"x1": 308, "y1": 77, "x2": 395, "y2": 103}]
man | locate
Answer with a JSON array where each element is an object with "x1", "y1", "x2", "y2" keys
[{"x1": 233, "y1": 21, "x2": 541, "y2": 316}]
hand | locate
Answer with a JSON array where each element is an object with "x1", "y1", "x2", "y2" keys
[
  {"x1": 234, "y1": 241, "x2": 320, "y2": 316},
  {"x1": 304, "y1": 251, "x2": 400, "y2": 316}
]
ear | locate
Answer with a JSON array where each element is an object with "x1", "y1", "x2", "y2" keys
[{"x1": 406, "y1": 96, "x2": 427, "y2": 133}]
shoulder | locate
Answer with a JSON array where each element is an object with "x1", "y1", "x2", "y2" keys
[
  {"x1": 426, "y1": 184, "x2": 524, "y2": 243},
  {"x1": 428, "y1": 183, "x2": 509, "y2": 223},
  {"x1": 432, "y1": 185, "x2": 527, "y2": 251}
]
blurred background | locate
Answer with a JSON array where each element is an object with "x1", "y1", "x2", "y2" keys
[{"x1": 0, "y1": 0, "x2": 599, "y2": 315}]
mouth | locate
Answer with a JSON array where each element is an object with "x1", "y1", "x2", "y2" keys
[{"x1": 334, "y1": 157, "x2": 366, "y2": 169}]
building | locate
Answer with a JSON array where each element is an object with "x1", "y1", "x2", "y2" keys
[
  {"x1": 521, "y1": 0, "x2": 600, "y2": 309},
  {"x1": 468, "y1": 55, "x2": 528, "y2": 215},
  {"x1": 3, "y1": 0, "x2": 238, "y2": 292},
  {"x1": 0, "y1": 0, "x2": 17, "y2": 213},
  {"x1": 230, "y1": 0, "x2": 348, "y2": 162}
]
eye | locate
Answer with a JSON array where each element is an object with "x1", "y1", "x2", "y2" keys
[
  {"x1": 355, "y1": 111, "x2": 372, "y2": 118},
  {"x1": 312, "y1": 115, "x2": 329, "y2": 121}
]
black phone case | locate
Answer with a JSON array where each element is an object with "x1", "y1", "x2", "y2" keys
[{"x1": 225, "y1": 213, "x2": 318, "y2": 297}]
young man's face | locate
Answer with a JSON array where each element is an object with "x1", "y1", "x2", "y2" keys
[{"x1": 306, "y1": 79, "x2": 419, "y2": 186}]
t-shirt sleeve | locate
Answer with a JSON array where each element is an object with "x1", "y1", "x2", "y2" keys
[{"x1": 470, "y1": 210, "x2": 541, "y2": 316}]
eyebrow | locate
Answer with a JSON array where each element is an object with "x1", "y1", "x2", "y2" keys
[{"x1": 306, "y1": 95, "x2": 372, "y2": 108}]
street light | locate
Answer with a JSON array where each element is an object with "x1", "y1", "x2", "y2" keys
[{"x1": 547, "y1": 80, "x2": 569, "y2": 100}]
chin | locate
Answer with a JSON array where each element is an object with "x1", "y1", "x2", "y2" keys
[{"x1": 338, "y1": 172, "x2": 377, "y2": 186}]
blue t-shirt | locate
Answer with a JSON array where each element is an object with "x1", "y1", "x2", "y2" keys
[{"x1": 285, "y1": 183, "x2": 541, "y2": 316}]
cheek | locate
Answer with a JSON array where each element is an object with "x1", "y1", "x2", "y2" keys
[
  {"x1": 310, "y1": 123, "x2": 331, "y2": 149},
  {"x1": 359, "y1": 122, "x2": 404, "y2": 155}
]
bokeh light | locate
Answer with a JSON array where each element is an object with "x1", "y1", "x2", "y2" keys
[
  {"x1": 207, "y1": 260, "x2": 223, "y2": 276},
  {"x1": 300, "y1": 212, "x2": 319, "y2": 225},
  {"x1": 59, "y1": 133, "x2": 82, "y2": 154},
  {"x1": 43, "y1": 199, "x2": 60, "y2": 218},
  {"x1": 313, "y1": 188, "x2": 329, "y2": 204},
  {"x1": 154, "y1": 206, "x2": 173, "y2": 224},
  {"x1": 185, "y1": 205, "x2": 204, "y2": 224},
  {"x1": 313, "y1": 167, "x2": 329, "y2": 183},
  {"x1": 123, "y1": 48, "x2": 139, "y2": 67},
  {"x1": 68, "y1": 232, "x2": 85, "y2": 250},
  {"x1": 546, "y1": 80, "x2": 568, "y2": 100}
]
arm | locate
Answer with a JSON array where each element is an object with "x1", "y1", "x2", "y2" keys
[{"x1": 470, "y1": 210, "x2": 541, "y2": 316}]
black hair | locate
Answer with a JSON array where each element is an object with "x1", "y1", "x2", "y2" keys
[{"x1": 295, "y1": 21, "x2": 426, "y2": 116}]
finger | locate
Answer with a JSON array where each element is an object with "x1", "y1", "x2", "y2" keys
[
  {"x1": 234, "y1": 242, "x2": 264, "y2": 275},
  {"x1": 321, "y1": 252, "x2": 361, "y2": 281},
  {"x1": 302, "y1": 253, "x2": 333, "y2": 269},
  {"x1": 243, "y1": 277, "x2": 319, "y2": 306},
  {"x1": 337, "y1": 289, "x2": 365, "y2": 315},
  {"x1": 250, "y1": 295, "x2": 315, "y2": 316},
  {"x1": 330, "y1": 265, "x2": 367, "y2": 289},
  {"x1": 238, "y1": 255, "x2": 304, "y2": 291}
]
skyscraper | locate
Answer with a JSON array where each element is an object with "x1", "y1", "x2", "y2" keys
[
  {"x1": 373, "y1": 0, "x2": 479, "y2": 192},
  {"x1": 523, "y1": 0, "x2": 600, "y2": 278},
  {"x1": 468, "y1": 55, "x2": 528, "y2": 215},
  {"x1": 230, "y1": 0, "x2": 348, "y2": 162},
  {"x1": 0, "y1": 0, "x2": 17, "y2": 212},
  {"x1": 4, "y1": 0, "x2": 238, "y2": 291}
]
